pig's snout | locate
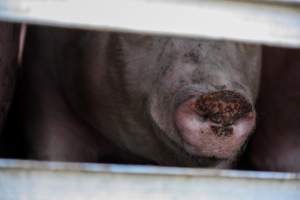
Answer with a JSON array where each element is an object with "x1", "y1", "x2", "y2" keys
[
  {"x1": 175, "y1": 90, "x2": 255, "y2": 159},
  {"x1": 195, "y1": 91, "x2": 253, "y2": 127}
]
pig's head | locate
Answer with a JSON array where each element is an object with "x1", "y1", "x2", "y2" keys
[
  {"x1": 108, "y1": 33, "x2": 261, "y2": 168},
  {"x1": 69, "y1": 31, "x2": 262, "y2": 168}
]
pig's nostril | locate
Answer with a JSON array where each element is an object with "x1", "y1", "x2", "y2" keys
[{"x1": 195, "y1": 90, "x2": 253, "y2": 125}]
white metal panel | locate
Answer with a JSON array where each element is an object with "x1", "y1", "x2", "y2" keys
[
  {"x1": 253, "y1": 0, "x2": 300, "y2": 4},
  {"x1": 0, "y1": 0, "x2": 300, "y2": 47},
  {"x1": 0, "y1": 159, "x2": 299, "y2": 200}
]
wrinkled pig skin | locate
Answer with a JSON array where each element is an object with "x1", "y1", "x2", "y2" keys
[
  {"x1": 249, "y1": 47, "x2": 300, "y2": 172},
  {"x1": 19, "y1": 26, "x2": 261, "y2": 168},
  {"x1": 0, "y1": 22, "x2": 19, "y2": 134}
]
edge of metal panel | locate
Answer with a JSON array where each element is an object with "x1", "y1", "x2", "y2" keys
[
  {"x1": 0, "y1": 159, "x2": 299, "y2": 180},
  {"x1": 0, "y1": 0, "x2": 300, "y2": 48}
]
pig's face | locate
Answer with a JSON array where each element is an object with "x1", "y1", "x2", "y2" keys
[{"x1": 102, "y1": 33, "x2": 261, "y2": 167}]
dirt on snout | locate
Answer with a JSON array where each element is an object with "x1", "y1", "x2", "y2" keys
[
  {"x1": 210, "y1": 125, "x2": 233, "y2": 137},
  {"x1": 195, "y1": 90, "x2": 253, "y2": 136}
]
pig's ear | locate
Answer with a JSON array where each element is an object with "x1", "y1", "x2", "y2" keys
[{"x1": 0, "y1": 23, "x2": 20, "y2": 133}]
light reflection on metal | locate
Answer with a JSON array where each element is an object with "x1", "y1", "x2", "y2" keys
[
  {"x1": 0, "y1": 159, "x2": 299, "y2": 200},
  {"x1": 0, "y1": 158, "x2": 299, "y2": 179}
]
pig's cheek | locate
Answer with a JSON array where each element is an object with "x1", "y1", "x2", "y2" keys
[
  {"x1": 149, "y1": 96, "x2": 173, "y2": 132},
  {"x1": 175, "y1": 93, "x2": 256, "y2": 159}
]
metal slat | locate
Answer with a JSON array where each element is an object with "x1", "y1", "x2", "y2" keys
[
  {"x1": 252, "y1": 0, "x2": 300, "y2": 4},
  {"x1": 0, "y1": 0, "x2": 300, "y2": 47},
  {"x1": 0, "y1": 159, "x2": 299, "y2": 200}
]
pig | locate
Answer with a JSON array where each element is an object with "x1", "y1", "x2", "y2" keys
[
  {"x1": 249, "y1": 46, "x2": 300, "y2": 172},
  {"x1": 16, "y1": 25, "x2": 261, "y2": 168},
  {"x1": 0, "y1": 22, "x2": 20, "y2": 134}
]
